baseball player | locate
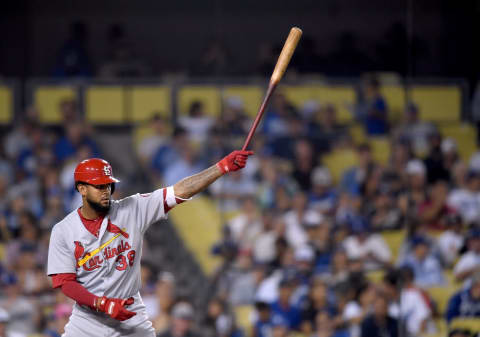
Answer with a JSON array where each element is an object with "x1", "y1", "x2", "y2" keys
[{"x1": 47, "y1": 151, "x2": 253, "y2": 337}]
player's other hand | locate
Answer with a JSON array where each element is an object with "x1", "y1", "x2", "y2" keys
[
  {"x1": 95, "y1": 296, "x2": 136, "y2": 321},
  {"x1": 216, "y1": 150, "x2": 254, "y2": 174}
]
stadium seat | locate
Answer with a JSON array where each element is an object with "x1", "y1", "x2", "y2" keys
[
  {"x1": 380, "y1": 229, "x2": 406, "y2": 262},
  {"x1": 35, "y1": 85, "x2": 76, "y2": 124},
  {"x1": 322, "y1": 149, "x2": 357, "y2": 184},
  {"x1": 438, "y1": 124, "x2": 478, "y2": 162},
  {"x1": 366, "y1": 270, "x2": 385, "y2": 284},
  {"x1": 85, "y1": 86, "x2": 126, "y2": 124},
  {"x1": 0, "y1": 85, "x2": 13, "y2": 124},
  {"x1": 130, "y1": 86, "x2": 171, "y2": 123},
  {"x1": 177, "y1": 86, "x2": 221, "y2": 117},
  {"x1": 168, "y1": 196, "x2": 222, "y2": 275},
  {"x1": 369, "y1": 137, "x2": 391, "y2": 165},
  {"x1": 282, "y1": 85, "x2": 356, "y2": 123},
  {"x1": 234, "y1": 305, "x2": 254, "y2": 334},
  {"x1": 427, "y1": 282, "x2": 461, "y2": 315},
  {"x1": 350, "y1": 123, "x2": 367, "y2": 144},
  {"x1": 222, "y1": 85, "x2": 263, "y2": 118},
  {"x1": 410, "y1": 85, "x2": 462, "y2": 122},
  {"x1": 449, "y1": 318, "x2": 480, "y2": 332},
  {"x1": 380, "y1": 85, "x2": 406, "y2": 123}
]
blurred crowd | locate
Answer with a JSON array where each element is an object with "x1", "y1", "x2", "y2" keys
[{"x1": 0, "y1": 73, "x2": 479, "y2": 337}]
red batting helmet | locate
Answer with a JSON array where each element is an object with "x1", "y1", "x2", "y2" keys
[{"x1": 74, "y1": 158, "x2": 120, "y2": 191}]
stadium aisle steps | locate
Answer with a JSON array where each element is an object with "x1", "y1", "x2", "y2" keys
[{"x1": 169, "y1": 195, "x2": 222, "y2": 275}]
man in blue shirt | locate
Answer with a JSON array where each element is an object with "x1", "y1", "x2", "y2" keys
[{"x1": 446, "y1": 271, "x2": 480, "y2": 323}]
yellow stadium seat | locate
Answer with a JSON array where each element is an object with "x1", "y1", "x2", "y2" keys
[
  {"x1": 35, "y1": 86, "x2": 76, "y2": 124},
  {"x1": 130, "y1": 86, "x2": 171, "y2": 122},
  {"x1": 0, "y1": 86, "x2": 13, "y2": 124},
  {"x1": 439, "y1": 124, "x2": 478, "y2": 162},
  {"x1": 450, "y1": 318, "x2": 480, "y2": 332},
  {"x1": 234, "y1": 305, "x2": 254, "y2": 333},
  {"x1": 422, "y1": 319, "x2": 447, "y2": 337},
  {"x1": 169, "y1": 196, "x2": 222, "y2": 275},
  {"x1": 223, "y1": 85, "x2": 263, "y2": 118},
  {"x1": 380, "y1": 85, "x2": 406, "y2": 123},
  {"x1": 427, "y1": 282, "x2": 461, "y2": 315},
  {"x1": 350, "y1": 123, "x2": 367, "y2": 144},
  {"x1": 282, "y1": 85, "x2": 356, "y2": 123},
  {"x1": 381, "y1": 229, "x2": 406, "y2": 262},
  {"x1": 85, "y1": 86, "x2": 125, "y2": 124},
  {"x1": 177, "y1": 86, "x2": 221, "y2": 117},
  {"x1": 366, "y1": 270, "x2": 385, "y2": 284},
  {"x1": 411, "y1": 85, "x2": 461, "y2": 122},
  {"x1": 369, "y1": 137, "x2": 391, "y2": 165},
  {"x1": 322, "y1": 149, "x2": 357, "y2": 184}
]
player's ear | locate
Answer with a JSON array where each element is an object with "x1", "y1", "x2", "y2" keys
[{"x1": 77, "y1": 183, "x2": 87, "y2": 197}]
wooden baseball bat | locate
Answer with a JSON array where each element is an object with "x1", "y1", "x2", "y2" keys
[{"x1": 241, "y1": 27, "x2": 302, "y2": 151}]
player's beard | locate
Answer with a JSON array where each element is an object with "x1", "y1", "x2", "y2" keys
[{"x1": 86, "y1": 196, "x2": 111, "y2": 213}]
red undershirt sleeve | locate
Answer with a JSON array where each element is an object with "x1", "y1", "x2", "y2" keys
[{"x1": 51, "y1": 273, "x2": 97, "y2": 309}]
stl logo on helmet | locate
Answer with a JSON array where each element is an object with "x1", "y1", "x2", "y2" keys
[{"x1": 103, "y1": 165, "x2": 112, "y2": 176}]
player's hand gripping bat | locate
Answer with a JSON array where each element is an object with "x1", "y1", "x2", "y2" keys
[{"x1": 241, "y1": 27, "x2": 302, "y2": 150}]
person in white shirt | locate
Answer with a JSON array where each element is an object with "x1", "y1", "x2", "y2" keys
[
  {"x1": 454, "y1": 229, "x2": 480, "y2": 287},
  {"x1": 399, "y1": 266, "x2": 437, "y2": 336},
  {"x1": 342, "y1": 220, "x2": 391, "y2": 271},
  {"x1": 436, "y1": 213, "x2": 464, "y2": 268},
  {"x1": 178, "y1": 101, "x2": 214, "y2": 144},
  {"x1": 447, "y1": 170, "x2": 480, "y2": 226}
]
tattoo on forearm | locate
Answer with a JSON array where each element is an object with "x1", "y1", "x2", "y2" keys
[{"x1": 175, "y1": 165, "x2": 222, "y2": 198}]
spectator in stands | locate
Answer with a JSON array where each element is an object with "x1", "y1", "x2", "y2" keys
[
  {"x1": 151, "y1": 127, "x2": 188, "y2": 181},
  {"x1": 252, "y1": 209, "x2": 280, "y2": 264},
  {"x1": 446, "y1": 271, "x2": 480, "y2": 323},
  {"x1": 54, "y1": 122, "x2": 100, "y2": 162},
  {"x1": 262, "y1": 92, "x2": 293, "y2": 140},
  {"x1": 385, "y1": 139, "x2": 414, "y2": 184},
  {"x1": 448, "y1": 170, "x2": 480, "y2": 226},
  {"x1": 253, "y1": 301, "x2": 273, "y2": 337},
  {"x1": 454, "y1": 229, "x2": 480, "y2": 286},
  {"x1": 418, "y1": 180, "x2": 455, "y2": 231},
  {"x1": 178, "y1": 101, "x2": 214, "y2": 144},
  {"x1": 436, "y1": 213, "x2": 465, "y2": 268},
  {"x1": 313, "y1": 309, "x2": 348, "y2": 337},
  {"x1": 400, "y1": 236, "x2": 445, "y2": 288},
  {"x1": 353, "y1": 75, "x2": 389, "y2": 136},
  {"x1": 341, "y1": 143, "x2": 377, "y2": 196},
  {"x1": 163, "y1": 142, "x2": 204, "y2": 187},
  {"x1": 323, "y1": 248, "x2": 350, "y2": 289},
  {"x1": 137, "y1": 113, "x2": 170, "y2": 167},
  {"x1": 209, "y1": 170, "x2": 256, "y2": 213},
  {"x1": 303, "y1": 211, "x2": 332, "y2": 273},
  {"x1": 150, "y1": 272, "x2": 176, "y2": 333},
  {"x1": 52, "y1": 21, "x2": 93, "y2": 78},
  {"x1": 301, "y1": 279, "x2": 336, "y2": 327},
  {"x1": 158, "y1": 301, "x2": 198, "y2": 337},
  {"x1": 270, "y1": 278, "x2": 302, "y2": 330},
  {"x1": 311, "y1": 103, "x2": 348, "y2": 152},
  {"x1": 44, "y1": 303, "x2": 73, "y2": 337},
  {"x1": 398, "y1": 266, "x2": 436, "y2": 336},
  {"x1": 4, "y1": 117, "x2": 38, "y2": 161},
  {"x1": 424, "y1": 132, "x2": 451, "y2": 183},
  {"x1": 283, "y1": 192, "x2": 309, "y2": 249},
  {"x1": 342, "y1": 216, "x2": 391, "y2": 271},
  {"x1": 360, "y1": 293, "x2": 398, "y2": 337},
  {"x1": 393, "y1": 102, "x2": 436, "y2": 157},
  {"x1": 0, "y1": 273, "x2": 38, "y2": 337},
  {"x1": 397, "y1": 159, "x2": 427, "y2": 225},
  {"x1": 0, "y1": 307, "x2": 8, "y2": 337},
  {"x1": 367, "y1": 186, "x2": 402, "y2": 231},
  {"x1": 342, "y1": 283, "x2": 376, "y2": 337},
  {"x1": 308, "y1": 167, "x2": 337, "y2": 216},
  {"x1": 292, "y1": 139, "x2": 316, "y2": 191},
  {"x1": 228, "y1": 197, "x2": 262, "y2": 251}
]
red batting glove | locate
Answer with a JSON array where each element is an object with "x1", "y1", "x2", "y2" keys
[
  {"x1": 95, "y1": 296, "x2": 136, "y2": 321},
  {"x1": 216, "y1": 150, "x2": 254, "y2": 174}
]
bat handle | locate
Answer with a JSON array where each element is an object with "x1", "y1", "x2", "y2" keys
[{"x1": 242, "y1": 83, "x2": 277, "y2": 151}]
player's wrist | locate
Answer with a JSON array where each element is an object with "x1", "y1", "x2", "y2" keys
[{"x1": 215, "y1": 161, "x2": 228, "y2": 175}]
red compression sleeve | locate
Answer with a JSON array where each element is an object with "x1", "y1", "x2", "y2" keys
[{"x1": 61, "y1": 281, "x2": 98, "y2": 309}]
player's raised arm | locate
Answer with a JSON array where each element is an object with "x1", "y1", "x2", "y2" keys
[{"x1": 173, "y1": 150, "x2": 254, "y2": 199}]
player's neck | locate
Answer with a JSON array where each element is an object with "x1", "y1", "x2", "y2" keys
[{"x1": 80, "y1": 204, "x2": 105, "y2": 220}]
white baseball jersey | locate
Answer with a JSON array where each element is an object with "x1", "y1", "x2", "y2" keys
[{"x1": 47, "y1": 186, "x2": 186, "y2": 337}]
